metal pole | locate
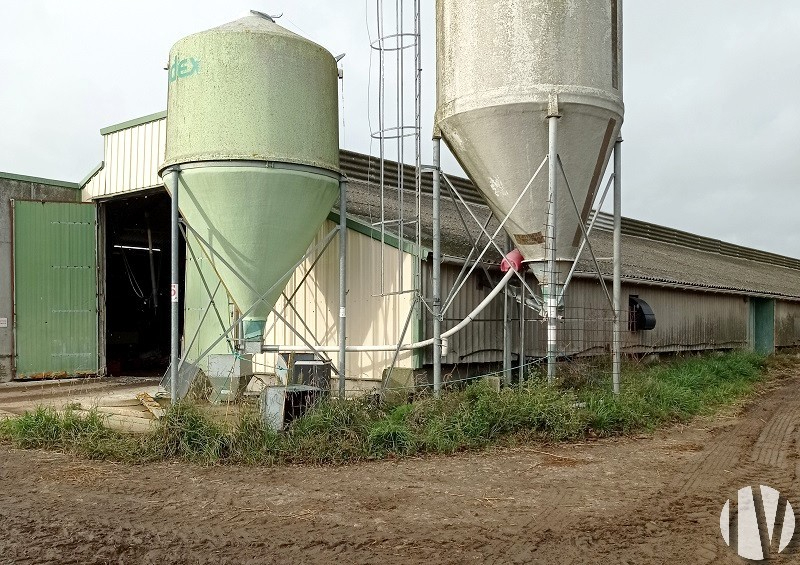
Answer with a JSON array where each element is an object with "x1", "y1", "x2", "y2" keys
[
  {"x1": 519, "y1": 277, "x2": 526, "y2": 383},
  {"x1": 546, "y1": 116, "x2": 559, "y2": 385},
  {"x1": 432, "y1": 137, "x2": 443, "y2": 396},
  {"x1": 503, "y1": 240, "x2": 512, "y2": 385},
  {"x1": 169, "y1": 169, "x2": 180, "y2": 401},
  {"x1": 612, "y1": 137, "x2": 623, "y2": 395},
  {"x1": 338, "y1": 178, "x2": 348, "y2": 398},
  {"x1": 145, "y1": 215, "x2": 158, "y2": 311}
]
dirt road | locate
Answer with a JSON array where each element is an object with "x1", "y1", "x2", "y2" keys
[{"x1": 2, "y1": 371, "x2": 800, "y2": 564}]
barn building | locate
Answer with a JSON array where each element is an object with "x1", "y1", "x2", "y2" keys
[{"x1": 1, "y1": 111, "x2": 799, "y2": 387}]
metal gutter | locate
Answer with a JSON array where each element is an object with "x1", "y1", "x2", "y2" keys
[
  {"x1": 326, "y1": 211, "x2": 430, "y2": 257},
  {"x1": 79, "y1": 161, "x2": 104, "y2": 188},
  {"x1": 0, "y1": 172, "x2": 80, "y2": 190},
  {"x1": 572, "y1": 272, "x2": 800, "y2": 302},
  {"x1": 100, "y1": 111, "x2": 167, "y2": 136}
]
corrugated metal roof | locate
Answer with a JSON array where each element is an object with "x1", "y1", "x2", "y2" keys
[
  {"x1": 0, "y1": 172, "x2": 80, "y2": 190},
  {"x1": 343, "y1": 176, "x2": 800, "y2": 301},
  {"x1": 573, "y1": 230, "x2": 800, "y2": 300}
]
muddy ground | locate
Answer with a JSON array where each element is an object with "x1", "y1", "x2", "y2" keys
[{"x1": 2, "y1": 370, "x2": 800, "y2": 564}]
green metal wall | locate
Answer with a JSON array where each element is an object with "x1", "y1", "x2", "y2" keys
[
  {"x1": 183, "y1": 233, "x2": 234, "y2": 364},
  {"x1": 751, "y1": 298, "x2": 775, "y2": 355},
  {"x1": 13, "y1": 201, "x2": 98, "y2": 377}
]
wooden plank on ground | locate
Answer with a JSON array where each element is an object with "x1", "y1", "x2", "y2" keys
[
  {"x1": 137, "y1": 392, "x2": 165, "y2": 419},
  {"x1": 93, "y1": 397, "x2": 143, "y2": 408},
  {"x1": 94, "y1": 406, "x2": 154, "y2": 419},
  {"x1": 69, "y1": 409, "x2": 153, "y2": 434},
  {"x1": 103, "y1": 413, "x2": 153, "y2": 434}
]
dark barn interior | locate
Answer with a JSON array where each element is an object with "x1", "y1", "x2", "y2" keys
[{"x1": 102, "y1": 189, "x2": 184, "y2": 376}]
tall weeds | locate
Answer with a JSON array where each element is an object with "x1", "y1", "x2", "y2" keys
[{"x1": 0, "y1": 351, "x2": 770, "y2": 465}]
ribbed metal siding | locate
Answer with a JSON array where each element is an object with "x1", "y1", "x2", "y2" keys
[
  {"x1": 13, "y1": 201, "x2": 98, "y2": 377},
  {"x1": 83, "y1": 118, "x2": 167, "y2": 200},
  {"x1": 775, "y1": 301, "x2": 800, "y2": 348},
  {"x1": 423, "y1": 263, "x2": 542, "y2": 364},
  {"x1": 262, "y1": 220, "x2": 417, "y2": 383},
  {"x1": 423, "y1": 267, "x2": 752, "y2": 363},
  {"x1": 565, "y1": 279, "x2": 749, "y2": 354}
]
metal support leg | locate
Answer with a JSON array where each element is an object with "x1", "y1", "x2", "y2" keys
[
  {"x1": 503, "y1": 237, "x2": 512, "y2": 385},
  {"x1": 338, "y1": 178, "x2": 348, "y2": 398},
  {"x1": 169, "y1": 170, "x2": 180, "y2": 401},
  {"x1": 612, "y1": 137, "x2": 623, "y2": 395},
  {"x1": 519, "y1": 278, "x2": 526, "y2": 383},
  {"x1": 546, "y1": 116, "x2": 559, "y2": 385},
  {"x1": 432, "y1": 137, "x2": 443, "y2": 396}
]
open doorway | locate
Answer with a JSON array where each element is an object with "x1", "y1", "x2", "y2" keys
[{"x1": 101, "y1": 189, "x2": 185, "y2": 377}]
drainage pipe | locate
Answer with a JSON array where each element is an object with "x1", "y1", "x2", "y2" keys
[{"x1": 268, "y1": 268, "x2": 515, "y2": 353}]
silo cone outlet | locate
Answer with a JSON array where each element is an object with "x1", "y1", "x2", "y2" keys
[
  {"x1": 166, "y1": 165, "x2": 340, "y2": 332},
  {"x1": 242, "y1": 318, "x2": 266, "y2": 354},
  {"x1": 527, "y1": 261, "x2": 570, "y2": 288}
]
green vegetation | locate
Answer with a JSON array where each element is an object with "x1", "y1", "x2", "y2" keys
[{"x1": 0, "y1": 351, "x2": 772, "y2": 465}]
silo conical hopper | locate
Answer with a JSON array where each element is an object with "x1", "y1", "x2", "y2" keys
[
  {"x1": 159, "y1": 15, "x2": 341, "y2": 348},
  {"x1": 436, "y1": 0, "x2": 624, "y2": 286}
]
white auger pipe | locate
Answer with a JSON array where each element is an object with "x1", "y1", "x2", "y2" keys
[{"x1": 270, "y1": 269, "x2": 516, "y2": 353}]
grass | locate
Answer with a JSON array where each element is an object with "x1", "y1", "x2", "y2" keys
[{"x1": 0, "y1": 350, "x2": 774, "y2": 465}]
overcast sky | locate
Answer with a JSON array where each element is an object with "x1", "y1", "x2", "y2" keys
[{"x1": 1, "y1": 1, "x2": 798, "y2": 256}]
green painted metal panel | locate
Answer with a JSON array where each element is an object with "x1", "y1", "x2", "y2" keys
[
  {"x1": 14, "y1": 201, "x2": 98, "y2": 377},
  {"x1": 752, "y1": 298, "x2": 775, "y2": 355},
  {"x1": 169, "y1": 166, "x2": 339, "y2": 323},
  {"x1": 183, "y1": 233, "x2": 234, "y2": 364}
]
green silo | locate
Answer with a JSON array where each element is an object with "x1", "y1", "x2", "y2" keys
[{"x1": 160, "y1": 13, "x2": 340, "y2": 356}]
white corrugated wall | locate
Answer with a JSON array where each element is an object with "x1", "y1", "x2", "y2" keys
[
  {"x1": 262, "y1": 219, "x2": 418, "y2": 388},
  {"x1": 82, "y1": 118, "x2": 167, "y2": 200}
]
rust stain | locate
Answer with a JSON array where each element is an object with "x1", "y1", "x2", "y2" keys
[
  {"x1": 515, "y1": 232, "x2": 545, "y2": 245},
  {"x1": 15, "y1": 371, "x2": 97, "y2": 382}
]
